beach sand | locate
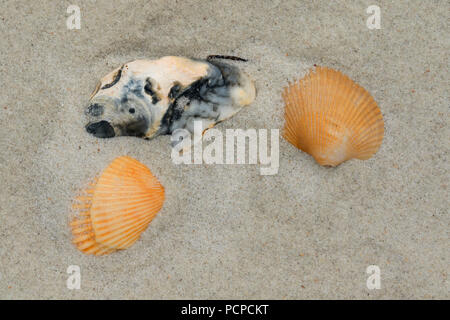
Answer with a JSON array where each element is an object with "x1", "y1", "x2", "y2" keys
[{"x1": 0, "y1": 0, "x2": 448, "y2": 299}]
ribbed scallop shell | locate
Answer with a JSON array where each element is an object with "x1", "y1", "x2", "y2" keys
[
  {"x1": 283, "y1": 66, "x2": 384, "y2": 166},
  {"x1": 71, "y1": 156, "x2": 165, "y2": 255}
]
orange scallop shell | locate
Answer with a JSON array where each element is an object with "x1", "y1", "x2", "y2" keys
[
  {"x1": 70, "y1": 156, "x2": 165, "y2": 255},
  {"x1": 283, "y1": 66, "x2": 384, "y2": 166}
]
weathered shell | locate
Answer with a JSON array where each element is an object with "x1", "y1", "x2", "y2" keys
[{"x1": 85, "y1": 56, "x2": 256, "y2": 141}]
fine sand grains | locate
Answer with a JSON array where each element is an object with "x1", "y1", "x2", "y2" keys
[{"x1": 1, "y1": 0, "x2": 448, "y2": 299}]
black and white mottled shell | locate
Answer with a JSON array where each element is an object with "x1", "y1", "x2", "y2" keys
[{"x1": 84, "y1": 56, "x2": 256, "y2": 140}]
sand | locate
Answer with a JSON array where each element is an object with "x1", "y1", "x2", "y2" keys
[{"x1": 0, "y1": 0, "x2": 448, "y2": 299}]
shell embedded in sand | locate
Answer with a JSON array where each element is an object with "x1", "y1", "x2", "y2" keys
[
  {"x1": 282, "y1": 66, "x2": 384, "y2": 166},
  {"x1": 85, "y1": 56, "x2": 256, "y2": 141},
  {"x1": 70, "y1": 156, "x2": 165, "y2": 255}
]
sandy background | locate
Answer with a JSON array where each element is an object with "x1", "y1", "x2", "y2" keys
[{"x1": 0, "y1": 0, "x2": 448, "y2": 299}]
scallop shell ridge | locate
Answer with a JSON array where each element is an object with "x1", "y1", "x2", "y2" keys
[
  {"x1": 70, "y1": 156, "x2": 165, "y2": 255},
  {"x1": 282, "y1": 66, "x2": 384, "y2": 166}
]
